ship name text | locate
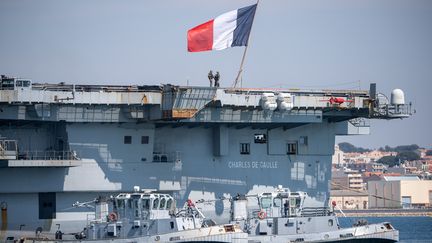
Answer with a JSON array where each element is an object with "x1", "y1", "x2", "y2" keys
[{"x1": 227, "y1": 161, "x2": 278, "y2": 169}]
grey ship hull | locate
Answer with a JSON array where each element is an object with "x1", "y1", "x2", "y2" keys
[
  {"x1": 1, "y1": 122, "x2": 336, "y2": 232},
  {"x1": 247, "y1": 224, "x2": 398, "y2": 243}
]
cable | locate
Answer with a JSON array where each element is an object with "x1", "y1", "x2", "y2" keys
[{"x1": 330, "y1": 182, "x2": 404, "y2": 204}]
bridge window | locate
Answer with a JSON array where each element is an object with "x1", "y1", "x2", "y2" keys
[
  {"x1": 116, "y1": 199, "x2": 125, "y2": 209},
  {"x1": 128, "y1": 199, "x2": 132, "y2": 208},
  {"x1": 260, "y1": 197, "x2": 272, "y2": 209},
  {"x1": 273, "y1": 198, "x2": 282, "y2": 207},
  {"x1": 142, "y1": 199, "x2": 150, "y2": 210},
  {"x1": 166, "y1": 199, "x2": 173, "y2": 209},
  {"x1": 1, "y1": 78, "x2": 15, "y2": 89},
  {"x1": 16, "y1": 80, "x2": 31, "y2": 87},
  {"x1": 287, "y1": 142, "x2": 297, "y2": 155},
  {"x1": 240, "y1": 143, "x2": 250, "y2": 155},
  {"x1": 160, "y1": 198, "x2": 166, "y2": 209},
  {"x1": 153, "y1": 198, "x2": 159, "y2": 209},
  {"x1": 124, "y1": 136, "x2": 132, "y2": 144}
]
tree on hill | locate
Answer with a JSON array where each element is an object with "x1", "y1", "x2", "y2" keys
[
  {"x1": 397, "y1": 151, "x2": 420, "y2": 161},
  {"x1": 394, "y1": 144, "x2": 419, "y2": 153},
  {"x1": 379, "y1": 144, "x2": 419, "y2": 153},
  {"x1": 426, "y1": 150, "x2": 432, "y2": 156},
  {"x1": 378, "y1": 156, "x2": 399, "y2": 167},
  {"x1": 378, "y1": 151, "x2": 420, "y2": 168},
  {"x1": 338, "y1": 142, "x2": 371, "y2": 153}
]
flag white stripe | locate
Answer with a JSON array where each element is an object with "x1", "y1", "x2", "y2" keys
[{"x1": 212, "y1": 9, "x2": 237, "y2": 50}]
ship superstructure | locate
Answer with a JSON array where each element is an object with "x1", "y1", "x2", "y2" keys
[{"x1": 0, "y1": 75, "x2": 411, "y2": 239}]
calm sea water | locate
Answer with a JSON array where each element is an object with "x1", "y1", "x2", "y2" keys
[{"x1": 338, "y1": 216, "x2": 432, "y2": 242}]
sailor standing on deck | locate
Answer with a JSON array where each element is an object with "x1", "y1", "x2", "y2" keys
[
  {"x1": 208, "y1": 70, "x2": 214, "y2": 87},
  {"x1": 283, "y1": 200, "x2": 289, "y2": 217},
  {"x1": 214, "y1": 71, "x2": 220, "y2": 87}
]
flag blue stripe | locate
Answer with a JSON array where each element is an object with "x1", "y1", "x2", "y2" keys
[{"x1": 232, "y1": 4, "x2": 257, "y2": 47}]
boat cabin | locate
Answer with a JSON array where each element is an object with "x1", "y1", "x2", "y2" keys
[
  {"x1": 113, "y1": 191, "x2": 174, "y2": 220},
  {"x1": 0, "y1": 75, "x2": 32, "y2": 90},
  {"x1": 258, "y1": 189, "x2": 307, "y2": 218}
]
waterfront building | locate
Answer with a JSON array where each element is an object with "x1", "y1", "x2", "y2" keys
[
  {"x1": 368, "y1": 176, "x2": 432, "y2": 208},
  {"x1": 330, "y1": 189, "x2": 369, "y2": 210}
]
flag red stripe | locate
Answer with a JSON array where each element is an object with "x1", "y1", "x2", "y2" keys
[{"x1": 187, "y1": 19, "x2": 214, "y2": 52}]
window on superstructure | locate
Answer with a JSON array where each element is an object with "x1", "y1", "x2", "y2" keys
[
  {"x1": 240, "y1": 143, "x2": 250, "y2": 155},
  {"x1": 124, "y1": 136, "x2": 132, "y2": 144},
  {"x1": 160, "y1": 198, "x2": 166, "y2": 209},
  {"x1": 1, "y1": 79, "x2": 15, "y2": 89},
  {"x1": 287, "y1": 142, "x2": 298, "y2": 155},
  {"x1": 153, "y1": 198, "x2": 159, "y2": 209},
  {"x1": 117, "y1": 200, "x2": 125, "y2": 209},
  {"x1": 166, "y1": 199, "x2": 173, "y2": 209},
  {"x1": 142, "y1": 199, "x2": 150, "y2": 210},
  {"x1": 141, "y1": 136, "x2": 149, "y2": 144},
  {"x1": 273, "y1": 198, "x2": 282, "y2": 207},
  {"x1": 260, "y1": 197, "x2": 272, "y2": 209}
]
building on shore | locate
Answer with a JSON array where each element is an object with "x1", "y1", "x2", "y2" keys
[
  {"x1": 330, "y1": 189, "x2": 369, "y2": 209},
  {"x1": 366, "y1": 163, "x2": 385, "y2": 173},
  {"x1": 331, "y1": 169, "x2": 364, "y2": 191},
  {"x1": 368, "y1": 176, "x2": 432, "y2": 209}
]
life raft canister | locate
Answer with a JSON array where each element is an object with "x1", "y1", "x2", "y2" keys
[
  {"x1": 258, "y1": 210, "x2": 266, "y2": 219},
  {"x1": 108, "y1": 212, "x2": 118, "y2": 221}
]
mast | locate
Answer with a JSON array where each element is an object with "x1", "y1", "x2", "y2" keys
[{"x1": 232, "y1": 0, "x2": 260, "y2": 88}]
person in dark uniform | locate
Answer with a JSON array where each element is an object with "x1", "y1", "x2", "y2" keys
[
  {"x1": 214, "y1": 71, "x2": 220, "y2": 87},
  {"x1": 208, "y1": 70, "x2": 214, "y2": 87},
  {"x1": 283, "y1": 200, "x2": 289, "y2": 217}
]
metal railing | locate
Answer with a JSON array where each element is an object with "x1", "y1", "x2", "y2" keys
[
  {"x1": 0, "y1": 140, "x2": 18, "y2": 152},
  {"x1": 372, "y1": 102, "x2": 413, "y2": 119},
  {"x1": 18, "y1": 150, "x2": 79, "y2": 160},
  {"x1": 300, "y1": 207, "x2": 332, "y2": 217}
]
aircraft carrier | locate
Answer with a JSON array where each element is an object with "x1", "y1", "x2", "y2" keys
[{"x1": 0, "y1": 75, "x2": 411, "y2": 239}]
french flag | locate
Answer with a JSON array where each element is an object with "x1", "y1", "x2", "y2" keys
[{"x1": 187, "y1": 4, "x2": 257, "y2": 52}]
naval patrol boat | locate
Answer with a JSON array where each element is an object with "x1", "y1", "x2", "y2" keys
[
  {"x1": 227, "y1": 185, "x2": 398, "y2": 242},
  {"x1": 17, "y1": 186, "x2": 246, "y2": 242},
  {"x1": 0, "y1": 75, "x2": 411, "y2": 241}
]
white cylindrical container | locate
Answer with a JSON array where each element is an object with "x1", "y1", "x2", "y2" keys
[
  {"x1": 261, "y1": 93, "x2": 277, "y2": 111},
  {"x1": 390, "y1": 89, "x2": 405, "y2": 105},
  {"x1": 276, "y1": 93, "x2": 293, "y2": 110}
]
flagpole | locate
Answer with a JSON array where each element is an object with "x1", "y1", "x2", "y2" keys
[
  {"x1": 233, "y1": 0, "x2": 259, "y2": 88},
  {"x1": 233, "y1": 44, "x2": 249, "y2": 88}
]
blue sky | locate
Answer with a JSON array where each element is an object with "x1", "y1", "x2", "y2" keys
[{"x1": 0, "y1": 0, "x2": 431, "y2": 149}]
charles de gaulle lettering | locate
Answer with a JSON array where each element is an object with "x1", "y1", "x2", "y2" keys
[{"x1": 228, "y1": 161, "x2": 278, "y2": 169}]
